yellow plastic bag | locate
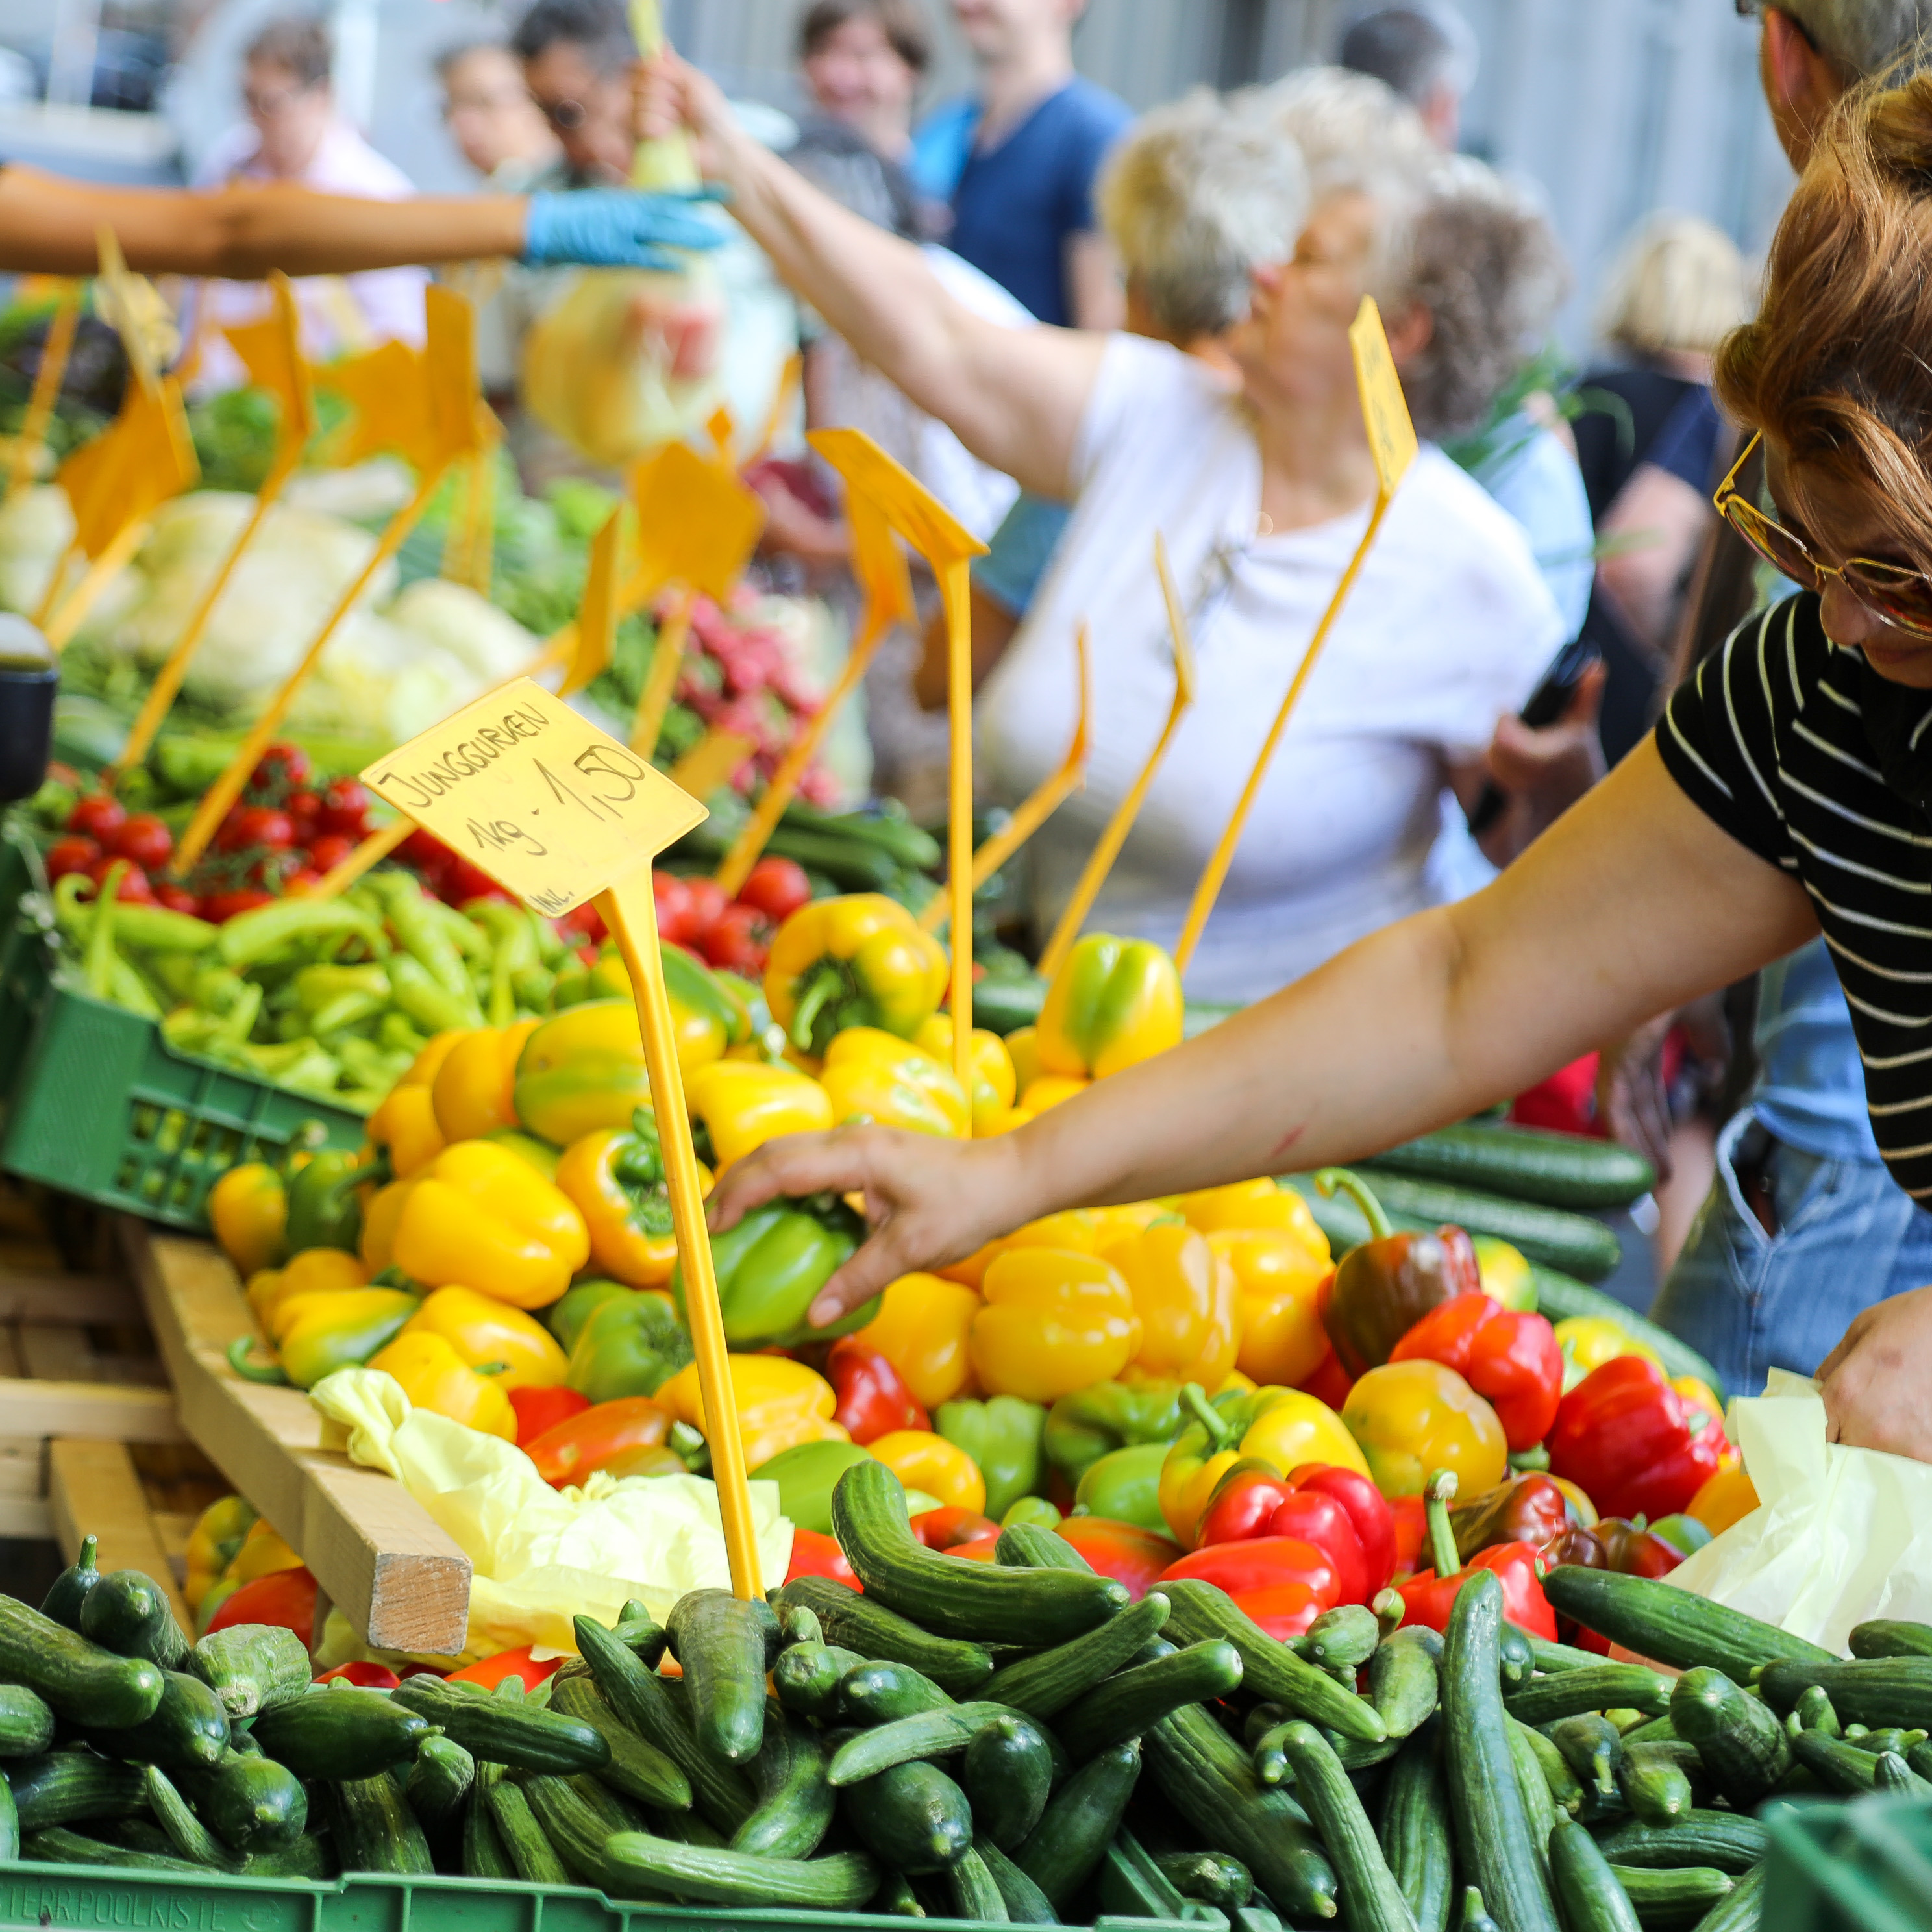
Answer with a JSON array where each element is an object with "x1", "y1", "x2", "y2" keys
[{"x1": 1666, "y1": 1368, "x2": 1932, "y2": 1652}]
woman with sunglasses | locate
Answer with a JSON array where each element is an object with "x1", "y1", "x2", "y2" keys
[{"x1": 708, "y1": 69, "x2": 1932, "y2": 1466}]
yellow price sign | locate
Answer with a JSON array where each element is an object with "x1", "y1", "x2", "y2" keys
[
  {"x1": 562, "y1": 502, "x2": 629, "y2": 696},
  {"x1": 1351, "y1": 296, "x2": 1419, "y2": 502},
  {"x1": 362, "y1": 678, "x2": 763, "y2": 1601}
]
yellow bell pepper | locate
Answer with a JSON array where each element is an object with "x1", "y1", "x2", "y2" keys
[
  {"x1": 432, "y1": 1019, "x2": 541, "y2": 1144},
  {"x1": 657, "y1": 1354, "x2": 850, "y2": 1471},
  {"x1": 940, "y1": 1208, "x2": 1121, "y2": 1290},
  {"x1": 581, "y1": 940, "x2": 753, "y2": 1068},
  {"x1": 262, "y1": 1287, "x2": 421, "y2": 1389},
  {"x1": 686, "y1": 1059, "x2": 834, "y2": 1168},
  {"x1": 1550, "y1": 1475, "x2": 1598, "y2": 1527},
  {"x1": 1553, "y1": 1315, "x2": 1660, "y2": 1392},
  {"x1": 765, "y1": 893, "x2": 952, "y2": 1057},
  {"x1": 223, "y1": 1517, "x2": 304, "y2": 1589},
  {"x1": 856, "y1": 1274, "x2": 983, "y2": 1409},
  {"x1": 869, "y1": 1430, "x2": 986, "y2": 1515},
  {"x1": 208, "y1": 1163, "x2": 288, "y2": 1278},
  {"x1": 405, "y1": 1029, "x2": 474, "y2": 1089},
  {"x1": 1474, "y1": 1236, "x2": 1537, "y2": 1312},
  {"x1": 1341, "y1": 1359, "x2": 1509, "y2": 1498},
  {"x1": 248, "y1": 1246, "x2": 369, "y2": 1327},
  {"x1": 1005, "y1": 1026, "x2": 1043, "y2": 1098},
  {"x1": 1109, "y1": 1222, "x2": 1241, "y2": 1389},
  {"x1": 513, "y1": 1001, "x2": 654, "y2": 1147},
  {"x1": 367, "y1": 1329, "x2": 517, "y2": 1439},
  {"x1": 969, "y1": 1248, "x2": 1143, "y2": 1404},
  {"x1": 399, "y1": 1285, "x2": 567, "y2": 1391},
  {"x1": 1688, "y1": 1464, "x2": 1758, "y2": 1534},
  {"x1": 555, "y1": 1111, "x2": 712, "y2": 1288},
  {"x1": 1021, "y1": 1074, "x2": 1090, "y2": 1113},
  {"x1": 359, "y1": 1178, "x2": 415, "y2": 1276},
  {"x1": 1212, "y1": 1228, "x2": 1333, "y2": 1387},
  {"x1": 182, "y1": 1496, "x2": 258, "y2": 1615},
  {"x1": 821, "y1": 1027, "x2": 970, "y2": 1137},
  {"x1": 391, "y1": 1140, "x2": 590, "y2": 1310},
  {"x1": 366, "y1": 1083, "x2": 445, "y2": 1182},
  {"x1": 1036, "y1": 932, "x2": 1182, "y2": 1081},
  {"x1": 1158, "y1": 1383, "x2": 1370, "y2": 1545},
  {"x1": 976, "y1": 1105, "x2": 1035, "y2": 1137},
  {"x1": 916, "y1": 1016, "x2": 1017, "y2": 1133},
  {"x1": 1177, "y1": 1178, "x2": 1330, "y2": 1253}
]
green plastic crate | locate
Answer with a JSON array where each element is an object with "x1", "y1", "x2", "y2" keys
[
  {"x1": 1763, "y1": 1794, "x2": 1932, "y2": 1932},
  {"x1": 0, "y1": 822, "x2": 364, "y2": 1233},
  {"x1": 0, "y1": 1859, "x2": 1208, "y2": 1932}
]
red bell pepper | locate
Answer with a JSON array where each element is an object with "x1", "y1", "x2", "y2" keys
[
  {"x1": 1450, "y1": 1472, "x2": 1573, "y2": 1561},
  {"x1": 1196, "y1": 1459, "x2": 1299, "y2": 1548},
  {"x1": 1231, "y1": 1583, "x2": 1325, "y2": 1641},
  {"x1": 1394, "y1": 1471, "x2": 1556, "y2": 1640},
  {"x1": 1390, "y1": 1291, "x2": 1563, "y2": 1453},
  {"x1": 1289, "y1": 1463, "x2": 1398, "y2": 1595},
  {"x1": 1054, "y1": 1517, "x2": 1183, "y2": 1601},
  {"x1": 1298, "y1": 1349, "x2": 1354, "y2": 1411},
  {"x1": 525, "y1": 1396, "x2": 673, "y2": 1489},
  {"x1": 1546, "y1": 1357, "x2": 1726, "y2": 1522},
  {"x1": 206, "y1": 1567, "x2": 318, "y2": 1648},
  {"x1": 447, "y1": 1646, "x2": 562, "y2": 1692},
  {"x1": 785, "y1": 1527, "x2": 860, "y2": 1589},
  {"x1": 1389, "y1": 1494, "x2": 1428, "y2": 1579},
  {"x1": 314, "y1": 1660, "x2": 400, "y2": 1689},
  {"x1": 1157, "y1": 1536, "x2": 1341, "y2": 1611},
  {"x1": 950, "y1": 1534, "x2": 1002, "y2": 1563},
  {"x1": 910, "y1": 1507, "x2": 1000, "y2": 1551},
  {"x1": 1267, "y1": 1490, "x2": 1370, "y2": 1607},
  {"x1": 826, "y1": 1336, "x2": 929, "y2": 1444},
  {"x1": 508, "y1": 1384, "x2": 591, "y2": 1446}
]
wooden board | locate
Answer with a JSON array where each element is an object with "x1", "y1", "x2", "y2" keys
[
  {"x1": 0, "y1": 1378, "x2": 181, "y2": 1441},
  {"x1": 47, "y1": 1437, "x2": 193, "y2": 1632},
  {"x1": 0, "y1": 1277, "x2": 140, "y2": 1324},
  {"x1": 119, "y1": 1220, "x2": 471, "y2": 1656}
]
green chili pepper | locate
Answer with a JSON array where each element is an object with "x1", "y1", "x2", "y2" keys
[
  {"x1": 217, "y1": 899, "x2": 384, "y2": 971},
  {"x1": 366, "y1": 873, "x2": 471, "y2": 1001},
  {"x1": 935, "y1": 1395, "x2": 1048, "y2": 1520},
  {"x1": 54, "y1": 876, "x2": 217, "y2": 954},
  {"x1": 283, "y1": 1148, "x2": 367, "y2": 1252},
  {"x1": 389, "y1": 952, "x2": 484, "y2": 1034},
  {"x1": 106, "y1": 952, "x2": 164, "y2": 1019},
  {"x1": 378, "y1": 1010, "x2": 429, "y2": 1058},
  {"x1": 84, "y1": 863, "x2": 127, "y2": 1000}
]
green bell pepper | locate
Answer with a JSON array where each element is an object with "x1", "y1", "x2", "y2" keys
[
  {"x1": 282, "y1": 1148, "x2": 367, "y2": 1254},
  {"x1": 750, "y1": 1440, "x2": 874, "y2": 1535},
  {"x1": 1043, "y1": 1380, "x2": 1187, "y2": 1490},
  {"x1": 547, "y1": 1278, "x2": 633, "y2": 1354},
  {"x1": 1001, "y1": 1496, "x2": 1062, "y2": 1530},
  {"x1": 565, "y1": 1289, "x2": 694, "y2": 1404},
  {"x1": 935, "y1": 1395, "x2": 1047, "y2": 1520},
  {"x1": 1074, "y1": 1442, "x2": 1173, "y2": 1535},
  {"x1": 674, "y1": 1193, "x2": 876, "y2": 1349}
]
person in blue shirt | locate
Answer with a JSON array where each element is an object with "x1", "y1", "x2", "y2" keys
[{"x1": 909, "y1": 0, "x2": 1132, "y2": 331}]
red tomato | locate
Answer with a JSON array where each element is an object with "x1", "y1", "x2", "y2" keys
[
  {"x1": 155, "y1": 884, "x2": 203, "y2": 916},
  {"x1": 216, "y1": 806, "x2": 294, "y2": 854},
  {"x1": 88, "y1": 858, "x2": 154, "y2": 903},
  {"x1": 653, "y1": 871, "x2": 696, "y2": 943},
  {"x1": 508, "y1": 1383, "x2": 591, "y2": 1446},
  {"x1": 702, "y1": 902, "x2": 769, "y2": 975},
  {"x1": 681, "y1": 878, "x2": 729, "y2": 939},
  {"x1": 444, "y1": 855, "x2": 505, "y2": 903},
  {"x1": 44, "y1": 835, "x2": 99, "y2": 882},
  {"x1": 285, "y1": 791, "x2": 321, "y2": 840},
  {"x1": 738, "y1": 855, "x2": 812, "y2": 924},
  {"x1": 110, "y1": 813, "x2": 174, "y2": 872},
  {"x1": 66, "y1": 794, "x2": 126, "y2": 843},
  {"x1": 318, "y1": 778, "x2": 371, "y2": 838},
  {"x1": 306, "y1": 834, "x2": 354, "y2": 876},
  {"x1": 445, "y1": 1646, "x2": 561, "y2": 1692},
  {"x1": 401, "y1": 828, "x2": 453, "y2": 882},
  {"x1": 203, "y1": 888, "x2": 276, "y2": 922},
  {"x1": 251, "y1": 743, "x2": 311, "y2": 795},
  {"x1": 314, "y1": 1660, "x2": 401, "y2": 1689},
  {"x1": 280, "y1": 869, "x2": 323, "y2": 897}
]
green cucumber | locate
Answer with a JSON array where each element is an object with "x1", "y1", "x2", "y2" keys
[
  {"x1": 1296, "y1": 1603, "x2": 1381, "y2": 1673},
  {"x1": 996, "y1": 1522, "x2": 1093, "y2": 1571},
  {"x1": 243, "y1": 1834, "x2": 334, "y2": 1881},
  {"x1": 948, "y1": 1844, "x2": 1010, "y2": 1922},
  {"x1": 839, "y1": 1660, "x2": 954, "y2": 1726},
  {"x1": 79, "y1": 1568, "x2": 188, "y2": 1671},
  {"x1": 981, "y1": 1590, "x2": 1170, "y2": 1718},
  {"x1": 1683, "y1": 1866, "x2": 1763, "y2": 1932},
  {"x1": 173, "y1": 1744, "x2": 307, "y2": 1851},
  {"x1": 391, "y1": 1673, "x2": 610, "y2": 1772},
  {"x1": 39, "y1": 1535, "x2": 101, "y2": 1632},
  {"x1": 1849, "y1": 1618, "x2": 1932, "y2": 1660},
  {"x1": 1381, "y1": 1730, "x2": 1455, "y2": 1932},
  {"x1": 1607, "y1": 1864, "x2": 1733, "y2": 1930},
  {"x1": 22, "y1": 1827, "x2": 204, "y2": 1872},
  {"x1": 1548, "y1": 1818, "x2": 1641, "y2": 1932},
  {"x1": 775, "y1": 1641, "x2": 869, "y2": 1719},
  {"x1": 8, "y1": 1752, "x2": 147, "y2": 1833},
  {"x1": 1274, "y1": 1719, "x2": 1420, "y2": 1932},
  {"x1": 0, "y1": 1683, "x2": 55, "y2": 1757},
  {"x1": 1368, "y1": 1626, "x2": 1443, "y2": 1739},
  {"x1": 665, "y1": 1587, "x2": 780, "y2": 1765},
  {"x1": 517, "y1": 1772, "x2": 643, "y2": 1889},
  {"x1": 1442, "y1": 1570, "x2": 1560, "y2": 1932},
  {"x1": 0, "y1": 1594, "x2": 164, "y2": 1727},
  {"x1": 1757, "y1": 1656, "x2": 1932, "y2": 1728},
  {"x1": 143, "y1": 1770, "x2": 246, "y2": 1873},
  {"x1": 1363, "y1": 1122, "x2": 1656, "y2": 1210},
  {"x1": 462, "y1": 1763, "x2": 515, "y2": 1879},
  {"x1": 0, "y1": 1761, "x2": 16, "y2": 1861},
  {"x1": 80, "y1": 1668, "x2": 230, "y2": 1772},
  {"x1": 1670, "y1": 1669, "x2": 1790, "y2": 1807},
  {"x1": 188, "y1": 1623, "x2": 311, "y2": 1718},
  {"x1": 981, "y1": 1837, "x2": 1062, "y2": 1922},
  {"x1": 832, "y1": 1460, "x2": 1127, "y2": 1644},
  {"x1": 1542, "y1": 1568, "x2": 1831, "y2": 1679},
  {"x1": 250, "y1": 1684, "x2": 430, "y2": 1781},
  {"x1": 1507, "y1": 1716, "x2": 1558, "y2": 1893},
  {"x1": 331, "y1": 1772, "x2": 434, "y2": 1876},
  {"x1": 1840, "y1": 1726, "x2": 1926, "y2": 1757},
  {"x1": 1504, "y1": 1663, "x2": 1672, "y2": 1726},
  {"x1": 1015, "y1": 1739, "x2": 1142, "y2": 1911},
  {"x1": 1459, "y1": 1886, "x2": 1504, "y2": 1932},
  {"x1": 778, "y1": 1576, "x2": 995, "y2": 1695},
  {"x1": 1551, "y1": 1714, "x2": 1622, "y2": 1805},
  {"x1": 1526, "y1": 1272, "x2": 1724, "y2": 1390},
  {"x1": 1512, "y1": 1718, "x2": 1585, "y2": 1818},
  {"x1": 549, "y1": 1671, "x2": 694, "y2": 1811},
  {"x1": 873, "y1": 1870, "x2": 924, "y2": 1917},
  {"x1": 1616, "y1": 1741, "x2": 1696, "y2": 1824},
  {"x1": 1498, "y1": 1624, "x2": 1537, "y2": 1691},
  {"x1": 1591, "y1": 1811, "x2": 1767, "y2": 1874},
  {"x1": 1790, "y1": 1729, "x2": 1885, "y2": 1794},
  {"x1": 604, "y1": 1831, "x2": 880, "y2": 1908},
  {"x1": 963, "y1": 1713, "x2": 1054, "y2": 1849},
  {"x1": 1513, "y1": 1627, "x2": 1619, "y2": 1674},
  {"x1": 406, "y1": 1734, "x2": 477, "y2": 1829},
  {"x1": 828, "y1": 1700, "x2": 1022, "y2": 1785},
  {"x1": 1143, "y1": 1703, "x2": 1338, "y2": 1923},
  {"x1": 1253, "y1": 1716, "x2": 1402, "y2": 1783},
  {"x1": 486, "y1": 1778, "x2": 570, "y2": 1885},
  {"x1": 1162, "y1": 1578, "x2": 1385, "y2": 1742},
  {"x1": 1872, "y1": 1750, "x2": 1932, "y2": 1798},
  {"x1": 843, "y1": 1757, "x2": 975, "y2": 1873},
  {"x1": 1055, "y1": 1639, "x2": 1243, "y2": 1760},
  {"x1": 1154, "y1": 1849, "x2": 1253, "y2": 1911},
  {"x1": 1314, "y1": 1169, "x2": 1624, "y2": 1280},
  {"x1": 732, "y1": 1704, "x2": 835, "y2": 1859}
]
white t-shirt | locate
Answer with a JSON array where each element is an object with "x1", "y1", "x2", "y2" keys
[{"x1": 977, "y1": 334, "x2": 1564, "y2": 1005}]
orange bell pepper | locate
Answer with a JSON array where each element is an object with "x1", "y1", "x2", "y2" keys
[
  {"x1": 855, "y1": 1274, "x2": 982, "y2": 1410},
  {"x1": 1688, "y1": 1464, "x2": 1759, "y2": 1534},
  {"x1": 969, "y1": 1247, "x2": 1142, "y2": 1404},
  {"x1": 1212, "y1": 1227, "x2": 1333, "y2": 1388},
  {"x1": 432, "y1": 1020, "x2": 541, "y2": 1143},
  {"x1": 869, "y1": 1430, "x2": 987, "y2": 1514},
  {"x1": 1108, "y1": 1222, "x2": 1240, "y2": 1389},
  {"x1": 1341, "y1": 1359, "x2": 1509, "y2": 1498},
  {"x1": 208, "y1": 1163, "x2": 288, "y2": 1278}
]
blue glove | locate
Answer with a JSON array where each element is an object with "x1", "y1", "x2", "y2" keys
[{"x1": 522, "y1": 188, "x2": 728, "y2": 269}]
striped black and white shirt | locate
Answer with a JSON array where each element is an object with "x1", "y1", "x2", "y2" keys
[{"x1": 1659, "y1": 592, "x2": 1932, "y2": 1201}]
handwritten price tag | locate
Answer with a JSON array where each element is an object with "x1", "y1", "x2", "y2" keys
[{"x1": 360, "y1": 677, "x2": 706, "y2": 914}]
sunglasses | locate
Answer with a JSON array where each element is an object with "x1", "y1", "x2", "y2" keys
[
  {"x1": 538, "y1": 96, "x2": 589, "y2": 130},
  {"x1": 1714, "y1": 432, "x2": 1932, "y2": 639}
]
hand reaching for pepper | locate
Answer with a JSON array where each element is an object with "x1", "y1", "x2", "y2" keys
[{"x1": 1818, "y1": 1284, "x2": 1932, "y2": 1461}]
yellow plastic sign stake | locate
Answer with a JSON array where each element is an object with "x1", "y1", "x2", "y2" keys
[
  {"x1": 563, "y1": 502, "x2": 629, "y2": 696},
  {"x1": 361, "y1": 679, "x2": 763, "y2": 1599},
  {"x1": 921, "y1": 623, "x2": 1088, "y2": 932},
  {"x1": 706, "y1": 404, "x2": 735, "y2": 466},
  {"x1": 630, "y1": 589, "x2": 697, "y2": 759},
  {"x1": 810, "y1": 428, "x2": 985, "y2": 1094},
  {"x1": 109, "y1": 275, "x2": 315, "y2": 789},
  {"x1": 670, "y1": 728, "x2": 756, "y2": 799},
  {"x1": 175, "y1": 288, "x2": 483, "y2": 874},
  {"x1": 1039, "y1": 534, "x2": 1198, "y2": 980},
  {"x1": 310, "y1": 816, "x2": 411, "y2": 900},
  {"x1": 713, "y1": 441, "x2": 917, "y2": 898},
  {"x1": 8, "y1": 279, "x2": 82, "y2": 494},
  {"x1": 1173, "y1": 298, "x2": 1417, "y2": 976}
]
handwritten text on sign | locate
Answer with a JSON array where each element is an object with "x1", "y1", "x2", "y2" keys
[{"x1": 360, "y1": 678, "x2": 706, "y2": 915}]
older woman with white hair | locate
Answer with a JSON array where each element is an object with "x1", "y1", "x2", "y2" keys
[{"x1": 639, "y1": 58, "x2": 1563, "y2": 1001}]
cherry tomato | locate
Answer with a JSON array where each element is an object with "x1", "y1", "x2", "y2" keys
[
  {"x1": 738, "y1": 855, "x2": 812, "y2": 924},
  {"x1": 203, "y1": 888, "x2": 276, "y2": 922},
  {"x1": 557, "y1": 902, "x2": 607, "y2": 946},
  {"x1": 682, "y1": 877, "x2": 729, "y2": 939},
  {"x1": 444, "y1": 856, "x2": 505, "y2": 902},
  {"x1": 652, "y1": 871, "x2": 695, "y2": 943},
  {"x1": 66, "y1": 794, "x2": 126, "y2": 843},
  {"x1": 154, "y1": 884, "x2": 203, "y2": 916},
  {"x1": 45, "y1": 835, "x2": 99, "y2": 882},
  {"x1": 281, "y1": 868, "x2": 323, "y2": 897},
  {"x1": 110, "y1": 813, "x2": 173, "y2": 872},
  {"x1": 216, "y1": 806, "x2": 295, "y2": 854},
  {"x1": 702, "y1": 902, "x2": 769, "y2": 975},
  {"x1": 306, "y1": 834, "x2": 354, "y2": 875},
  {"x1": 87, "y1": 858, "x2": 154, "y2": 903},
  {"x1": 318, "y1": 778, "x2": 371, "y2": 838},
  {"x1": 250, "y1": 743, "x2": 311, "y2": 796},
  {"x1": 285, "y1": 791, "x2": 321, "y2": 839}
]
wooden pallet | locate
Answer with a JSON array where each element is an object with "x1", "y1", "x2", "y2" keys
[{"x1": 120, "y1": 1218, "x2": 472, "y2": 1657}]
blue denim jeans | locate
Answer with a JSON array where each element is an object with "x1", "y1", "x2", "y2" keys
[{"x1": 1651, "y1": 1106, "x2": 1932, "y2": 1398}]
